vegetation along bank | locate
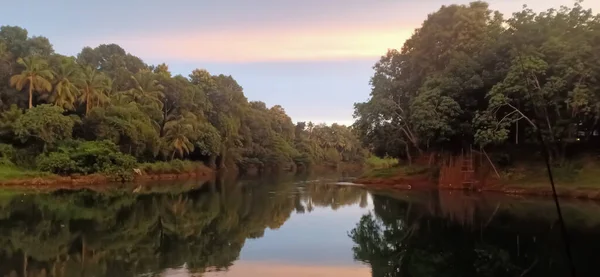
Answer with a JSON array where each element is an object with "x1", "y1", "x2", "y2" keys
[
  {"x1": 352, "y1": 1, "x2": 600, "y2": 198},
  {"x1": 0, "y1": 26, "x2": 367, "y2": 184}
]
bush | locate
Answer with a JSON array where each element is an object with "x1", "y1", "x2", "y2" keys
[
  {"x1": 0, "y1": 143, "x2": 15, "y2": 161},
  {"x1": 14, "y1": 104, "x2": 75, "y2": 147},
  {"x1": 36, "y1": 152, "x2": 76, "y2": 175},
  {"x1": 138, "y1": 160, "x2": 200, "y2": 174},
  {"x1": 36, "y1": 140, "x2": 137, "y2": 178},
  {"x1": 13, "y1": 147, "x2": 41, "y2": 168},
  {"x1": 366, "y1": 155, "x2": 398, "y2": 168}
]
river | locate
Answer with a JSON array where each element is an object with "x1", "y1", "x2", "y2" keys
[{"x1": 0, "y1": 173, "x2": 598, "y2": 277}]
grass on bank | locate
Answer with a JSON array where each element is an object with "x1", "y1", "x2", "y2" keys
[
  {"x1": 500, "y1": 159, "x2": 600, "y2": 189},
  {"x1": 138, "y1": 160, "x2": 208, "y2": 175},
  {"x1": 361, "y1": 162, "x2": 433, "y2": 179},
  {"x1": 365, "y1": 156, "x2": 399, "y2": 169},
  {"x1": 0, "y1": 164, "x2": 52, "y2": 182},
  {"x1": 0, "y1": 158, "x2": 209, "y2": 183}
]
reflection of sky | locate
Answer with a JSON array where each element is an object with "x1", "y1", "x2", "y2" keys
[{"x1": 238, "y1": 193, "x2": 373, "y2": 266}]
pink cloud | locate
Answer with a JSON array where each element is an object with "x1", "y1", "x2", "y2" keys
[{"x1": 86, "y1": 26, "x2": 413, "y2": 63}]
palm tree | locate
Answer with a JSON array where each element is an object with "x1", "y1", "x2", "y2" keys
[
  {"x1": 10, "y1": 56, "x2": 54, "y2": 109},
  {"x1": 78, "y1": 66, "x2": 107, "y2": 116},
  {"x1": 92, "y1": 77, "x2": 112, "y2": 108},
  {"x1": 163, "y1": 119, "x2": 194, "y2": 160},
  {"x1": 125, "y1": 71, "x2": 164, "y2": 108},
  {"x1": 51, "y1": 59, "x2": 81, "y2": 110}
]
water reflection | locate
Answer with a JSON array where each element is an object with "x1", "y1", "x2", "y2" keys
[
  {"x1": 2, "y1": 177, "x2": 600, "y2": 277},
  {"x1": 350, "y1": 190, "x2": 600, "y2": 277},
  {"x1": 0, "y1": 176, "x2": 368, "y2": 277}
]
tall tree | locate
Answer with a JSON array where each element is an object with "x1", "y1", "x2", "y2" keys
[
  {"x1": 162, "y1": 118, "x2": 195, "y2": 160},
  {"x1": 125, "y1": 71, "x2": 164, "y2": 109},
  {"x1": 9, "y1": 56, "x2": 53, "y2": 109},
  {"x1": 50, "y1": 57, "x2": 81, "y2": 110},
  {"x1": 78, "y1": 66, "x2": 107, "y2": 116}
]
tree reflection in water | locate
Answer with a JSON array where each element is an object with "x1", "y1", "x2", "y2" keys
[
  {"x1": 0, "y1": 177, "x2": 367, "y2": 277},
  {"x1": 350, "y1": 190, "x2": 600, "y2": 277}
]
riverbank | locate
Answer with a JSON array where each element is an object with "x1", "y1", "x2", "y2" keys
[
  {"x1": 355, "y1": 164, "x2": 600, "y2": 200},
  {"x1": 0, "y1": 161, "x2": 363, "y2": 190},
  {"x1": 0, "y1": 162, "x2": 214, "y2": 189}
]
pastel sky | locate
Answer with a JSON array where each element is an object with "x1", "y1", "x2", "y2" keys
[{"x1": 2, "y1": 0, "x2": 599, "y2": 125}]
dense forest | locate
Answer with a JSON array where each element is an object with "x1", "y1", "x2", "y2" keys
[
  {"x1": 354, "y1": 1, "x2": 600, "y2": 166},
  {"x1": 0, "y1": 26, "x2": 365, "y2": 179}
]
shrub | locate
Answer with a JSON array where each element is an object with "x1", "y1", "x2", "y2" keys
[
  {"x1": 0, "y1": 143, "x2": 15, "y2": 161},
  {"x1": 14, "y1": 104, "x2": 74, "y2": 147},
  {"x1": 36, "y1": 152, "x2": 76, "y2": 175},
  {"x1": 366, "y1": 155, "x2": 398, "y2": 168},
  {"x1": 138, "y1": 160, "x2": 200, "y2": 174},
  {"x1": 36, "y1": 140, "x2": 137, "y2": 178}
]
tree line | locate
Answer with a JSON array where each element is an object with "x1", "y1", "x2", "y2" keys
[
  {"x1": 354, "y1": 1, "x2": 600, "y2": 165},
  {"x1": 0, "y1": 26, "x2": 366, "y2": 177}
]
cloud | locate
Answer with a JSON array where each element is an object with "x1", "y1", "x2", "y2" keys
[{"x1": 85, "y1": 26, "x2": 413, "y2": 63}]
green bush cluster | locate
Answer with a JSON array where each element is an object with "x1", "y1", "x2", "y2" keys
[
  {"x1": 365, "y1": 156, "x2": 398, "y2": 169},
  {"x1": 138, "y1": 160, "x2": 199, "y2": 174},
  {"x1": 0, "y1": 143, "x2": 15, "y2": 166},
  {"x1": 36, "y1": 140, "x2": 137, "y2": 178}
]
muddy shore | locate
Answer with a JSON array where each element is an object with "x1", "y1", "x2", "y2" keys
[
  {"x1": 355, "y1": 175, "x2": 600, "y2": 200},
  {"x1": 0, "y1": 168, "x2": 214, "y2": 190}
]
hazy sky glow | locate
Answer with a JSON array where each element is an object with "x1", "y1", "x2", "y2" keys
[{"x1": 2, "y1": 0, "x2": 599, "y2": 125}]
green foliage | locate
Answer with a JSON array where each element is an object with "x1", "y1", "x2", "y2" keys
[
  {"x1": 354, "y1": 1, "x2": 600, "y2": 167},
  {"x1": 14, "y1": 104, "x2": 74, "y2": 147},
  {"x1": 138, "y1": 160, "x2": 202, "y2": 174},
  {"x1": 0, "y1": 24, "x2": 367, "y2": 180},
  {"x1": 0, "y1": 164, "x2": 50, "y2": 181},
  {"x1": 362, "y1": 167, "x2": 400, "y2": 178},
  {"x1": 365, "y1": 156, "x2": 398, "y2": 169},
  {"x1": 0, "y1": 143, "x2": 15, "y2": 160},
  {"x1": 36, "y1": 140, "x2": 137, "y2": 177},
  {"x1": 35, "y1": 151, "x2": 74, "y2": 174},
  {"x1": 84, "y1": 103, "x2": 160, "y2": 158},
  {"x1": 50, "y1": 56, "x2": 81, "y2": 110}
]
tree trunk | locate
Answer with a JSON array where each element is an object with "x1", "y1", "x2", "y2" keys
[
  {"x1": 405, "y1": 143, "x2": 412, "y2": 166},
  {"x1": 171, "y1": 149, "x2": 176, "y2": 161},
  {"x1": 23, "y1": 251, "x2": 28, "y2": 277},
  {"x1": 515, "y1": 119, "x2": 519, "y2": 144},
  {"x1": 28, "y1": 77, "x2": 33, "y2": 109},
  {"x1": 85, "y1": 91, "x2": 90, "y2": 116},
  {"x1": 482, "y1": 148, "x2": 500, "y2": 178}
]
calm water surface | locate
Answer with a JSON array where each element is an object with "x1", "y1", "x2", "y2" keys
[{"x1": 0, "y1": 174, "x2": 599, "y2": 277}]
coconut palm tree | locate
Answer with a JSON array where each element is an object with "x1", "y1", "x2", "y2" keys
[
  {"x1": 78, "y1": 66, "x2": 107, "y2": 116},
  {"x1": 10, "y1": 56, "x2": 54, "y2": 109},
  {"x1": 91, "y1": 77, "x2": 112, "y2": 108},
  {"x1": 163, "y1": 119, "x2": 194, "y2": 160},
  {"x1": 51, "y1": 58, "x2": 81, "y2": 110},
  {"x1": 125, "y1": 71, "x2": 164, "y2": 108}
]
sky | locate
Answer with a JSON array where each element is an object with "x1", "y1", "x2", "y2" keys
[{"x1": 2, "y1": 0, "x2": 599, "y2": 126}]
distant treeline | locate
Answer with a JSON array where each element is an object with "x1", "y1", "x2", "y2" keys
[
  {"x1": 0, "y1": 26, "x2": 366, "y2": 177},
  {"x1": 354, "y1": 1, "x2": 600, "y2": 165}
]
